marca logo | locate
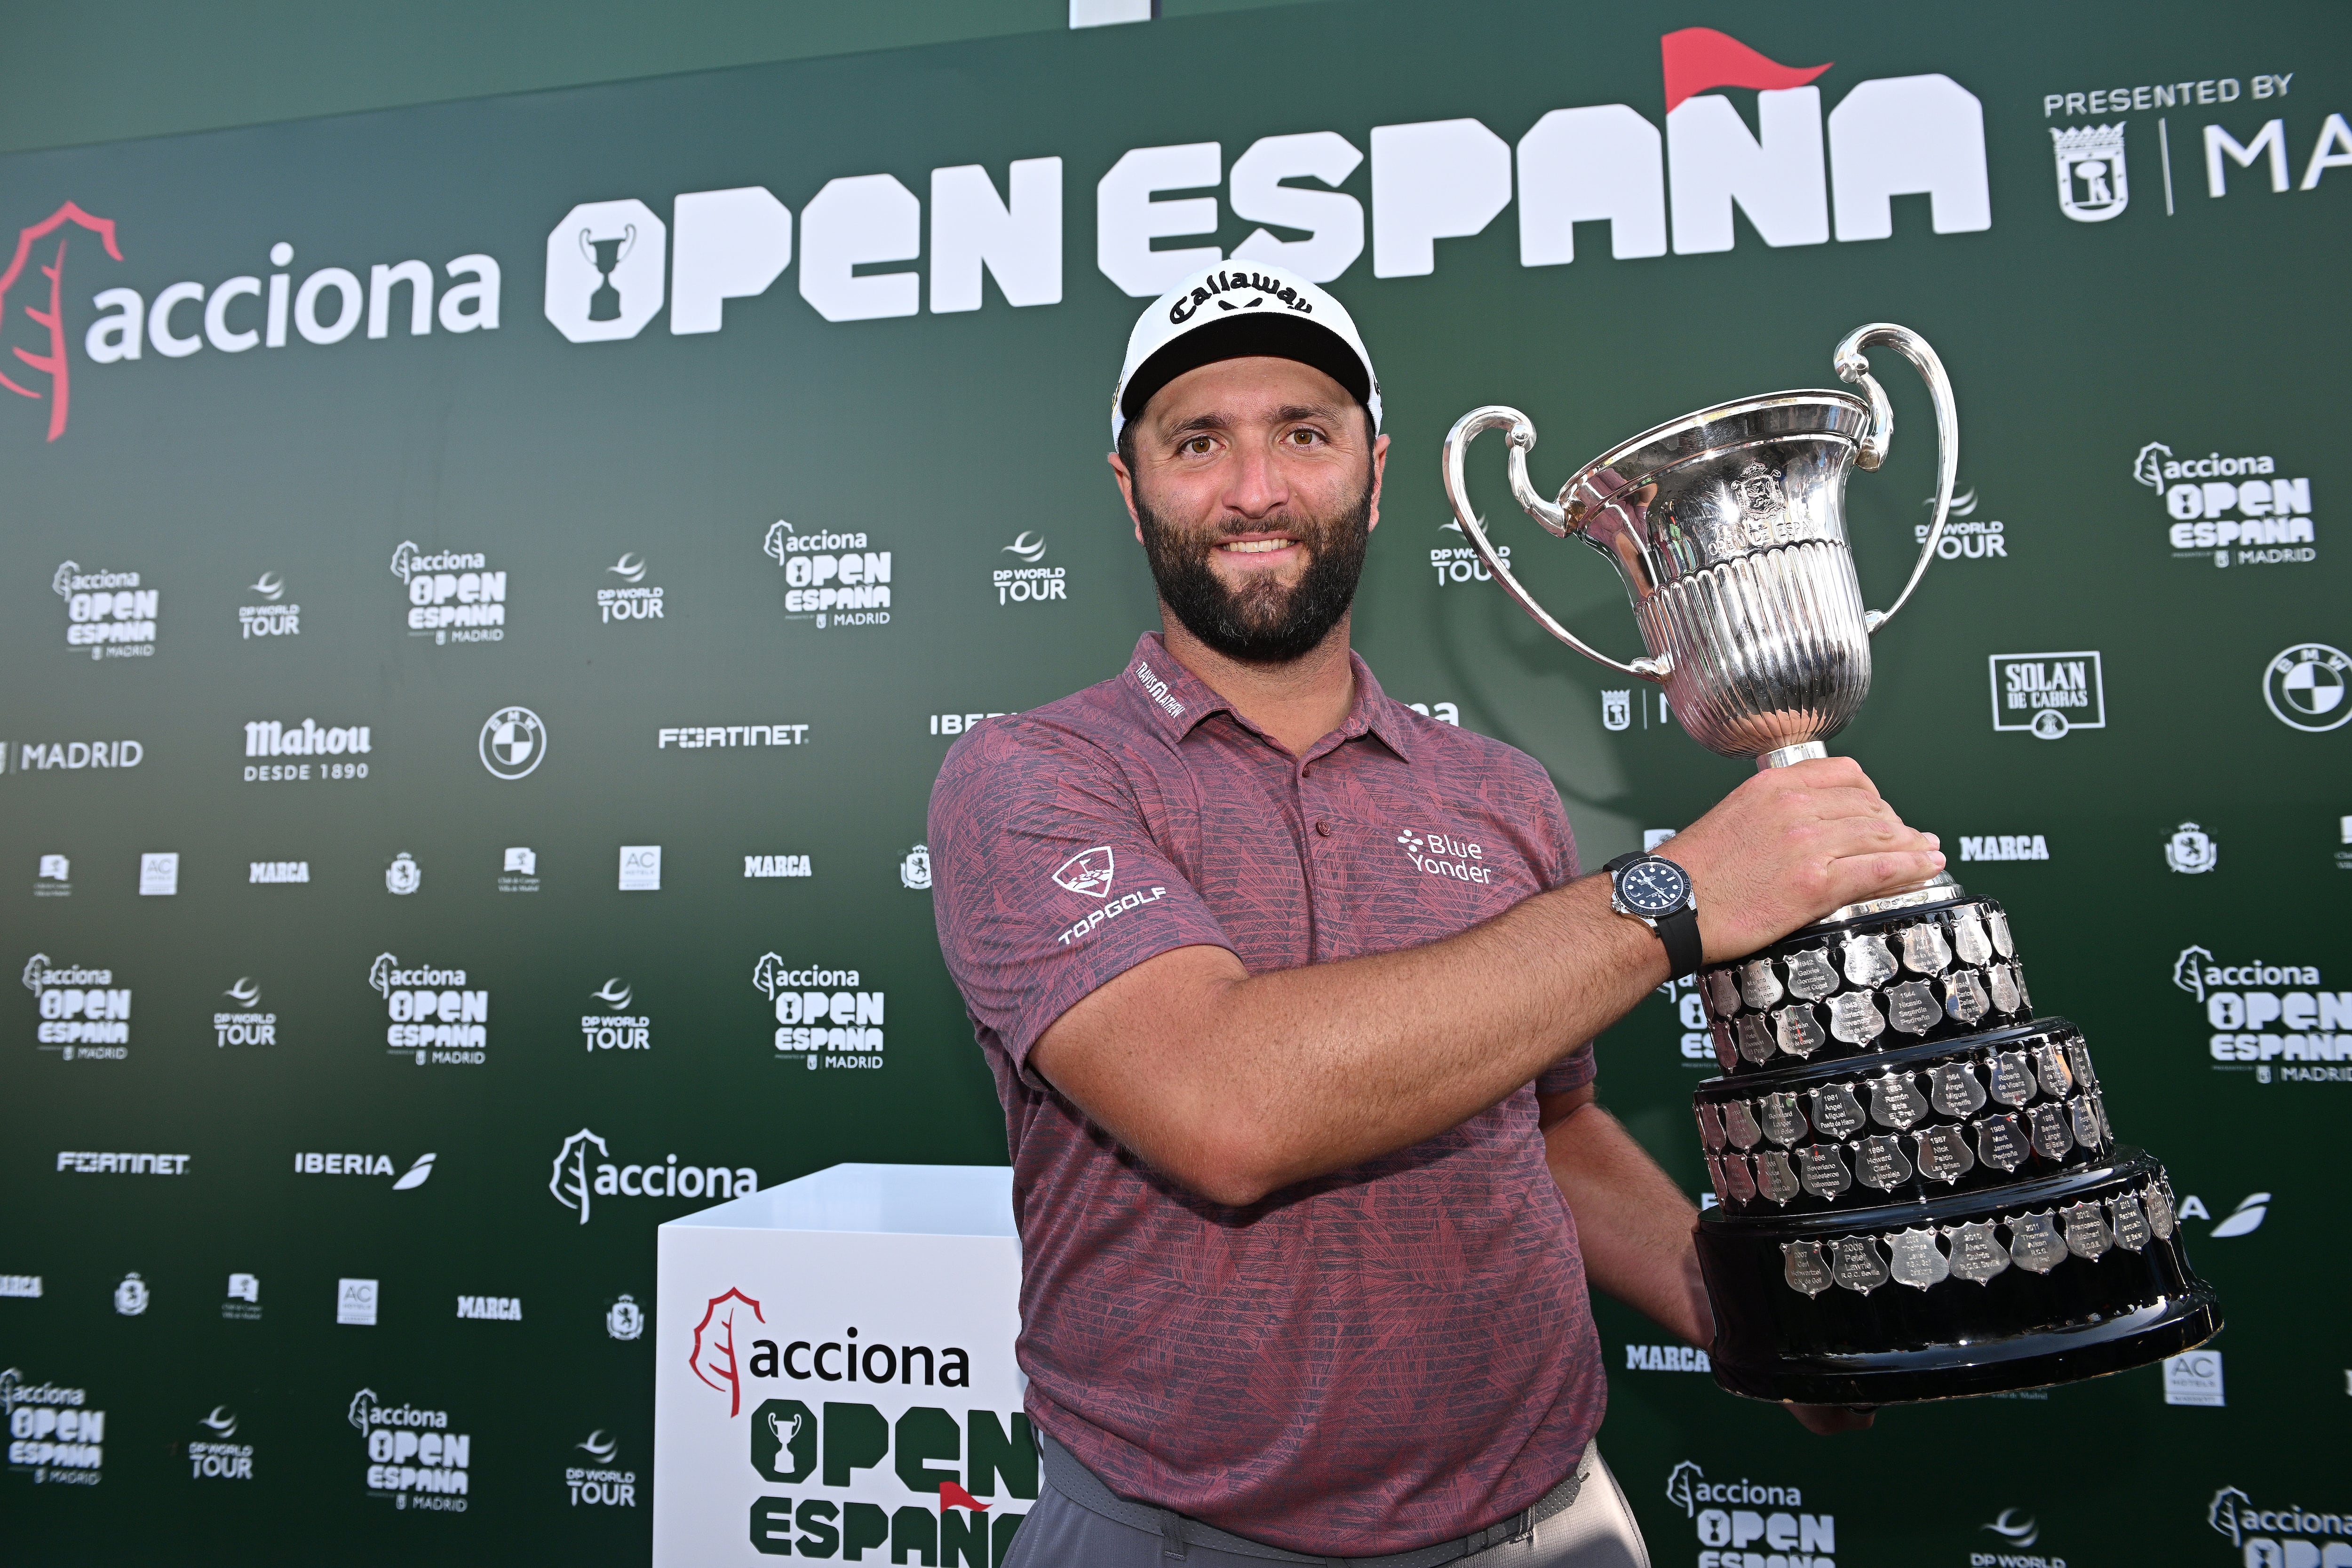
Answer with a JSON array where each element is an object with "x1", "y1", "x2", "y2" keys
[
  {"x1": 392, "y1": 542, "x2": 509, "y2": 644},
  {"x1": 239, "y1": 571, "x2": 299, "y2": 638},
  {"x1": 1988, "y1": 652, "x2": 2105, "y2": 740},
  {"x1": 0, "y1": 1276, "x2": 41, "y2": 1298},
  {"x1": 1662, "y1": 1460, "x2": 1836, "y2": 1567},
  {"x1": 51, "y1": 561, "x2": 158, "y2": 660},
  {"x1": 22, "y1": 954, "x2": 130, "y2": 1063},
  {"x1": 349, "y1": 1389, "x2": 472, "y2": 1511},
  {"x1": 753, "y1": 955, "x2": 886, "y2": 1068},
  {"x1": 548, "y1": 1127, "x2": 756, "y2": 1225},
  {"x1": 2172, "y1": 944, "x2": 2351, "y2": 1082},
  {"x1": 3, "y1": 1369, "x2": 106, "y2": 1485},
  {"x1": 1052, "y1": 847, "x2": 1115, "y2": 899},
  {"x1": 763, "y1": 521, "x2": 893, "y2": 629},
  {"x1": 367, "y1": 953, "x2": 487, "y2": 1067},
  {"x1": 2132, "y1": 441, "x2": 2316, "y2": 568},
  {"x1": 455, "y1": 1295, "x2": 522, "y2": 1322},
  {"x1": 1960, "y1": 833, "x2": 2050, "y2": 862},
  {"x1": 745, "y1": 853, "x2": 813, "y2": 879}
]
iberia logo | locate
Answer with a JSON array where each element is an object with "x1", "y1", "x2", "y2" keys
[
  {"x1": 0, "y1": 203, "x2": 122, "y2": 442},
  {"x1": 689, "y1": 1287, "x2": 765, "y2": 1417}
]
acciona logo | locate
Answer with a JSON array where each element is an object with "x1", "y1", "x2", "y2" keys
[
  {"x1": 2208, "y1": 1485, "x2": 2350, "y2": 1561},
  {"x1": 3, "y1": 1369, "x2": 107, "y2": 1486},
  {"x1": 244, "y1": 718, "x2": 372, "y2": 783},
  {"x1": 764, "y1": 521, "x2": 892, "y2": 631},
  {"x1": 2172, "y1": 944, "x2": 2349, "y2": 1082},
  {"x1": 548, "y1": 1128, "x2": 756, "y2": 1224},
  {"x1": 349, "y1": 1388, "x2": 472, "y2": 1511},
  {"x1": 367, "y1": 953, "x2": 487, "y2": 1068},
  {"x1": 52, "y1": 561, "x2": 157, "y2": 661},
  {"x1": 391, "y1": 541, "x2": 508, "y2": 645},
  {"x1": 1662, "y1": 1459, "x2": 1836, "y2": 1566},
  {"x1": 22, "y1": 954, "x2": 130, "y2": 1063},
  {"x1": 753, "y1": 955, "x2": 885, "y2": 1070},
  {"x1": 2132, "y1": 441, "x2": 2316, "y2": 569},
  {"x1": 0, "y1": 199, "x2": 500, "y2": 446}
]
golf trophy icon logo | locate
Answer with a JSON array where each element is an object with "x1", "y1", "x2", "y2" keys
[
  {"x1": 580, "y1": 225, "x2": 635, "y2": 324},
  {"x1": 1444, "y1": 325, "x2": 2217, "y2": 1403}
]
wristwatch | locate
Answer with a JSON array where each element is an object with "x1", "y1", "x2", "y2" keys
[{"x1": 1604, "y1": 851, "x2": 1703, "y2": 981}]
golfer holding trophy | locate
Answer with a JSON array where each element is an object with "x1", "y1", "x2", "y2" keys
[{"x1": 1443, "y1": 325, "x2": 2220, "y2": 1402}]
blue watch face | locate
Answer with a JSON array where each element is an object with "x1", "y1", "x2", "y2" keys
[{"x1": 1619, "y1": 858, "x2": 1691, "y2": 915}]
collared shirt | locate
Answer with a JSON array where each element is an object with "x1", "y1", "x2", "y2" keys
[{"x1": 927, "y1": 632, "x2": 1604, "y2": 1556}]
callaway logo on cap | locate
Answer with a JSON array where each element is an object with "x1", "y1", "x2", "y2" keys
[{"x1": 1112, "y1": 260, "x2": 1382, "y2": 447}]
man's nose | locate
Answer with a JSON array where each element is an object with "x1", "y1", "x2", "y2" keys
[{"x1": 1220, "y1": 440, "x2": 1288, "y2": 518}]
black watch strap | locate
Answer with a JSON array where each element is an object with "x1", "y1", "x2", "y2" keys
[
  {"x1": 1604, "y1": 852, "x2": 1705, "y2": 983},
  {"x1": 1655, "y1": 907, "x2": 1704, "y2": 983}
]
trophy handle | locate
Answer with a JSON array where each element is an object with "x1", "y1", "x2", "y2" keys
[
  {"x1": 1833, "y1": 324, "x2": 1957, "y2": 635},
  {"x1": 1441, "y1": 406, "x2": 1669, "y2": 684}
]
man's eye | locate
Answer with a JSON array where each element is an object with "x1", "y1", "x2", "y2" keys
[
  {"x1": 1287, "y1": 428, "x2": 1321, "y2": 445},
  {"x1": 1184, "y1": 436, "x2": 1216, "y2": 455}
]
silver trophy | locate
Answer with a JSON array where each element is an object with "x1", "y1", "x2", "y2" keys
[
  {"x1": 1441, "y1": 324, "x2": 1954, "y2": 770},
  {"x1": 1445, "y1": 329, "x2": 2220, "y2": 1402}
]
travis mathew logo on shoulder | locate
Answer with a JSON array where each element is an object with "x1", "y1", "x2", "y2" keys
[
  {"x1": 391, "y1": 541, "x2": 508, "y2": 645},
  {"x1": 53, "y1": 561, "x2": 158, "y2": 661}
]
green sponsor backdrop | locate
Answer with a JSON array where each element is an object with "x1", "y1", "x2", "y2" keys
[{"x1": 3, "y1": 1, "x2": 2346, "y2": 1562}]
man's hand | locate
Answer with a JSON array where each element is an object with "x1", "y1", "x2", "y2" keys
[{"x1": 1655, "y1": 756, "x2": 1943, "y2": 962}]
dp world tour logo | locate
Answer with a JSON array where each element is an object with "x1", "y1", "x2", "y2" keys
[
  {"x1": 1, "y1": 203, "x2": 123, "y2": 442},
  {"x1": 690, "y1": 1288, "x2": 765, "y2": 1416},
  {"x1": 1052, "y1": 848, "x2": 1115, "y2": 899}
]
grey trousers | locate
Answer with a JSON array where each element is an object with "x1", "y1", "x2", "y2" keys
[{"x1": 1003, "y1": 1444, "x2": 1651, "y2": 1568}]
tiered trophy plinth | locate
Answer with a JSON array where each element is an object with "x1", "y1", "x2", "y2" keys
[{"x1": 1690, "y1": 885, "x2": 2220, "y2": 1404}]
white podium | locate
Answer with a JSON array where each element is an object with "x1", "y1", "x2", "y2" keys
[{"x1": 653, "y1": 1164, "x2": 1032, "y2": 1566}]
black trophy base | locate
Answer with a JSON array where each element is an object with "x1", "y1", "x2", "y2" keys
[{"x1": 1695, "y1": 1148, "x2": 2221, "y2": 1405}]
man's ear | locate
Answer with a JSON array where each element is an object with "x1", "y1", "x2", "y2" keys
[
  {"x1": 1109, "y1": 449, "x2": 1144, "y2": 545},
  {"x1": 1366, "y1": 430, "x2": 1390, "y2": 534}
]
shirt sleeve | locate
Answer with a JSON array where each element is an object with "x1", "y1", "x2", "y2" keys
[
  {"x1": 928, "y1": 717, "x2": 1237, "y2": 1086},
  {"x1": 1535, "y1": 1043, "x2": 1596, "y2": 1097}
]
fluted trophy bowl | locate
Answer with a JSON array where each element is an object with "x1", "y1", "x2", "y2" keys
[{"x1": 1443, "y1": 325, "x2": 1955, "y2": 769}]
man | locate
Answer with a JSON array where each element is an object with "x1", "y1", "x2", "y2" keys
[{"x1": 927, "y1": 260, "x2": 1939, "y2": 1567}]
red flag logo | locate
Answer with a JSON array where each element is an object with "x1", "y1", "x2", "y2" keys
[
  {"x1": 1660, "y1": 28, "x2": 1833, "y2": 113},
  {"x1": 940, "y1": 1480, "x2": 991, "y2": 1512},
  {"x1": 0, "y1": 201, "x2": 121, "y2": 442},
  {"x1": 688, "y1": 1287, "x2": 766, "y2": 1417}
]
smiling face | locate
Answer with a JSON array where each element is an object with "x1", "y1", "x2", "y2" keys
[{"x1": 1113, "y1": 356, "x2": 1387, "y2": 665}]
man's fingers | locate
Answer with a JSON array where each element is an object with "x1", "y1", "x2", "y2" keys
[{"x1": 1821, "y1": 850, "x2": 1948, "y2": 906}]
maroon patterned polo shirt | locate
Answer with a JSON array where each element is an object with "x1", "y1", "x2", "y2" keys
[{"x1": 927, "y1": 632, "x2": 1605, "y2": 1555}]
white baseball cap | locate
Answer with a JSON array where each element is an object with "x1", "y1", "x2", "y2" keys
[{"x1": 1111, "y1": 260, "x2": 1381, "y2": 448}]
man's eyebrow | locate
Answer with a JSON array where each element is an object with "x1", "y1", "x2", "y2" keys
[
  {"x1": 1163, "y1": 412, "x2": 1232, "y2": 438},
  {"x1": 1161, "y1": 403, "x2": 1345, "y2": 439}
]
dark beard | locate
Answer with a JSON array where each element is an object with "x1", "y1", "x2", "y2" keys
[{"x1": 1135, "y1": 473, "x2": 1373, "y2": 665}]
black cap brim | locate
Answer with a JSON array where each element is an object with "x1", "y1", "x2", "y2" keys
[{"x1": 1118, "y1": 313, "x2": 1373, "y2": 431}]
